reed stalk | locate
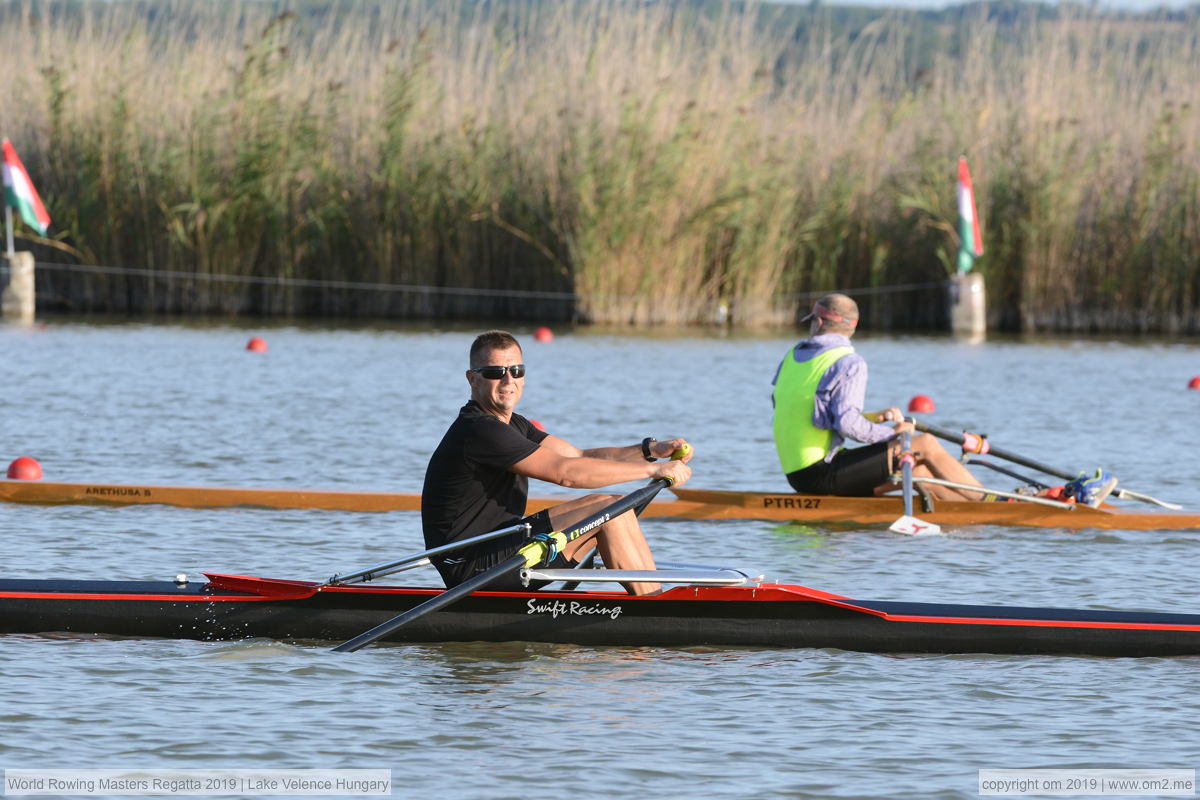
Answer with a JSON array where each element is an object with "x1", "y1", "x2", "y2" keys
[{"x1": 0, "y1": 0, "x2": 1197, "y2": 330}]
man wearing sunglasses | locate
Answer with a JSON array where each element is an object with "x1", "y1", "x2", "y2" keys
[
  {"x1": 772, "y1": 293, "x2": 985, "y2": 501},
  {"x1": 422, "y1": 330, "x2": 693, "y2": 596}
]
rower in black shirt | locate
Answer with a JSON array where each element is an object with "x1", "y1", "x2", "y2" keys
[{"x1": 421, "y1": 330, "x2": 693, "y2": 595}]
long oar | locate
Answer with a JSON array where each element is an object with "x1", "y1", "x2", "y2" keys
[
  {"x1": 964, "y1": 458, "x2": 1049, "y2": 490},
  {"x1": 889, "y1": 432, "x2": 942, "y2": 536},
  {"x1": 911, "y1": 476, "x2": 1076, "y2": 508},
  {"x1": 332, "y1": 478, "x2": 673, "y2": 653},
  {"x1": 912, "y1": 419, "x2": 1182, "y2": 510},
  {"x1": 320, "y1": 522, "x2": 534, "y2": 588}
]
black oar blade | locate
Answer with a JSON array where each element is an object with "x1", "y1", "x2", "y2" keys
[{"x1": 332, "y1": 554, "x2": 527, "y2": 653}]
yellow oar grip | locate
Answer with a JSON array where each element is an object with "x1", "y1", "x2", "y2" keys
[
  {"x1": 517, "y1": 531, "x2": 568, "y2": 567},
  {"x1": 671, "y1": 443, "x2": 691, "y2": 461}
]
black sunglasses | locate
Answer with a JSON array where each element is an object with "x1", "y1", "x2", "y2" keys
[{"x1": 471, "y1": 364, "x2": 526, "y2": 380}]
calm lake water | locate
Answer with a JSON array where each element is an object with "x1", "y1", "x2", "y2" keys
[{"x1": 2, "y1": 319, "x2": 1199, "y2": 800}]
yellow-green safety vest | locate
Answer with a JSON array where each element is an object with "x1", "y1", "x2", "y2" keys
[{"x1": 772, "y1": 346, "x2": 853, "y2": 473}]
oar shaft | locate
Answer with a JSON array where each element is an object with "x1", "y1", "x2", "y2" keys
[
  {"x1": 966, "y1": 458, "x2": 1049, "y2": 489},
  {"x1": 911, "y1": 476, "x2": 1076, "y2": 509},
  {"x1": 545, "y1": 478, "x2": 671, "y2": 553},
  {"x1": 889, "y1": 432, "x2": 941, "y2": 535},
  {"x1": 332, "y1": 554, "x2": 527, "y2": 653},
  {"x1": 900, "y1": 432, "x2": 915, "y2": 518},
  {"x1": 1113, "y1": 488, "x2": 1181, "y2": 510},
  {"x1": 322, "y1": 522, "x2": 532, "y2": 587},
  {"x1": 913, "y1": 419, "x2": 1076, "y2": 482}
]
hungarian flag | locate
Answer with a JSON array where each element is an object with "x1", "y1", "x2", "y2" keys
[
  {"x1": 956, "y1": 156, "x2": 983, "y2": 274},
  {"x1": 2, "y1": 139, "x2": 51, "y2": 237}
]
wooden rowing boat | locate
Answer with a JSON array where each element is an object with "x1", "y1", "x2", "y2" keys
[
  {"x1": 3, "y1": 570, "x2": 1200, "y2": 657},
  {"x1": 669, "y1": 488, "x2": 1200, "y2": 531},
  {"x1": 0, "y1": 479, "x2": 426, "y2": 512},
  {"x1": 0, "y1": 479, "x2": 705, "y2": 517},
  {"x1": 3, "y1": 480, "x2": 1197, "y2": 530}
]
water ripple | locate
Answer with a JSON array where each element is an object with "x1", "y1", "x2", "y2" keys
[{"x1": 2, "y1": 324, "x2": 1199, "y2": 798}]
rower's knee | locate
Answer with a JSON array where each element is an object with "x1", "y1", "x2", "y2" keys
[{"x1": 913, "y1": 433, "x2": 945, "y2": 460}]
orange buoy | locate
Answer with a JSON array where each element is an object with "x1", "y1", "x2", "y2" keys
[
  {"x1": 533, "y1": 327, "x2": 554, "y2": 343},
  {"x1": 1189, "y1": 376, "x2": 1200, "y2": 390},
  {"x1": 7, "y1": 457, "x2": 43, "y2": 480},
  {"x1": 907, "y1": 394, "x2": 935, "y2": 413},
  {"x1": 246, "y1": 337, "x2": 268, "y2": 353},
  {"x1": 530, "y1": 419, "x2": 547, "y2": 432}
]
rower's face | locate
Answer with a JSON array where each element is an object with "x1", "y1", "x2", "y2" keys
[{"x1": 467, "y1": 345, "x2": 525, "y2": 414}]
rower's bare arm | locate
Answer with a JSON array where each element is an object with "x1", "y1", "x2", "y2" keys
[
  {"x1": 511, "y1": 447, "x2": 691, "y2": 489},
  {"x1": 538, "y1": 434, "x2": 583, "y2": 458},
  {"x1": 581, "y1": 437, "x2": 694, "y2": 463},
  {"x1": 579, "y1": 444, "x2": 643, "y2": 461}
]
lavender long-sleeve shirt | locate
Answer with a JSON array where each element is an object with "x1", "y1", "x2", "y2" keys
[{"x1": 772, "y1": 333, "x2": 895, "y2": 462}]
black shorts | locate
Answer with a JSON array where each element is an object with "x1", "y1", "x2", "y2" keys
[
  {"x1": 432, "y1": 508, "x2": 572, "y2": 592},
  {"x1": 785, "y1": 440, "x2": 893, "y2": 497}
]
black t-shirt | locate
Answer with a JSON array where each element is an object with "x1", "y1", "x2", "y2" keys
[{"x1": 421, "y1": 400, "x2": 549, "y2": 551}]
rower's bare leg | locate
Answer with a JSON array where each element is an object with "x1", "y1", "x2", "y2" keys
[
  {"x1": 911, "y1": 434, "x2": 986, "y2": 501},
  {"x1": 876, "y1": 436, "x2": 984, "y2": 501},
  {"x1": 548, "y1": 495, "x2": 660, "y2": 595}
]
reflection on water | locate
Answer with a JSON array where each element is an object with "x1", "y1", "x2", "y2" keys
[
  {"x1": 770, "y1": 522, "x2": 851, "y2": 539},
  {"x1": 1, "y1": 321, "x2": 1198, "y2": 798}
]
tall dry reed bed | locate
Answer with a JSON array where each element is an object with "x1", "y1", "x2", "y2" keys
[{"x1": 1, "y1": 0, "x2": 1198, "y2": 330}]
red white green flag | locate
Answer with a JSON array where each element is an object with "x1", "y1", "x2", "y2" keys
[
  {"x1": 956, "y1": 156, "x2": 983, "y2": 274},
  {"x1": 2, "y1": 139, "x2": 51, "y2": 236}
]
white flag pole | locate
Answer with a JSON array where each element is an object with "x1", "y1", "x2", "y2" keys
[{"x1": 4, "y1": 203, "x2": 13, "y2": 258}]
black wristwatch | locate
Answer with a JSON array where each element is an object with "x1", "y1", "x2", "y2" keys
[{"x1": 641, "y1": 437, "x2": 657, "y2": 462}]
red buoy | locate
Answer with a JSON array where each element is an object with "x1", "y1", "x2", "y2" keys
[
  {"x1": 246, "y1": 337, "x2": 268, "y2": 353},
  {"x1": 907, "y1": 394, "x2": 936, "y2": 413},
  {"x1": 1189, "y1": 376, "x2": 1200, "y2": 390},
  {"x1": 530, "y1": 419, "x2": 547, "y2": 432},
  {"x1": 533, "y1": 327, "x2": 554, "y2": 343},
  {"x1": 7, "y1": 457, "x2": 43, "y2": 480}
]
